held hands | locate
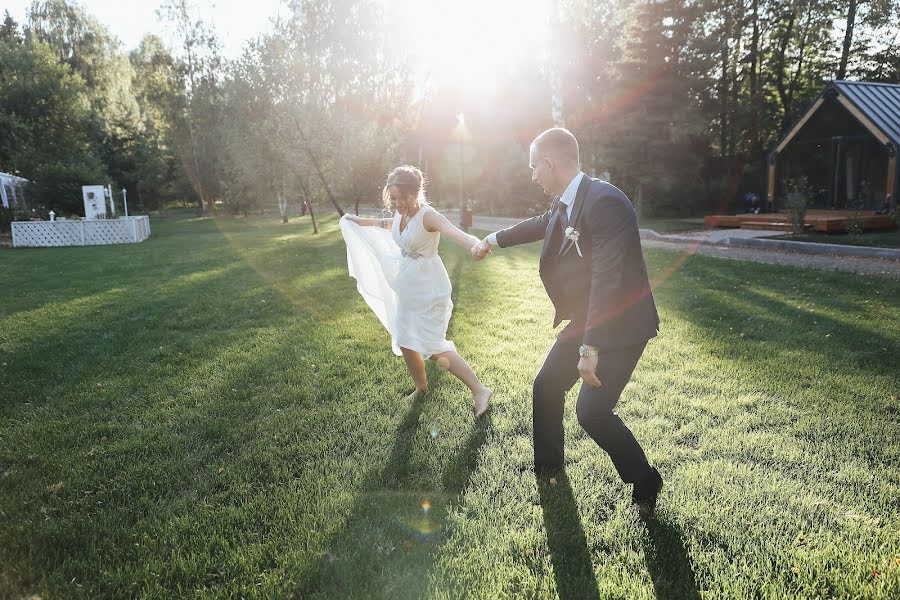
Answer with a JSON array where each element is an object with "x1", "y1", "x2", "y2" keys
[
  {"x1": 470, "y1": 237, "x2": 492, "y2": 261},
  {"x1": 578, "y1": 355, "x2": 603, "y2": 388}
]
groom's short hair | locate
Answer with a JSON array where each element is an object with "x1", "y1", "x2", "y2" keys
[{"x1": 531, "y1": 128, "x2": 580, "y2": 168}]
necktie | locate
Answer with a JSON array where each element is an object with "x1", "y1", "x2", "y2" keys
[{"x1": 557, "y1": 199, "x2": 569, "y2": 232}]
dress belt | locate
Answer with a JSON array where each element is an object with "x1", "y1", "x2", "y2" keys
[{"x1": 401, "y1": 249, "x2": 427, "y2": 259}]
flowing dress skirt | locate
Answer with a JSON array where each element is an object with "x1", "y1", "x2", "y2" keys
[{"x1": 340, "y1": 216, "x2": 456, "y2": 358}]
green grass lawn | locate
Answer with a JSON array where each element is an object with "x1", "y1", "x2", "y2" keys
[
  {"x1": 1, "y1": 214, "x2": 898, "y2": 599},
  {"x1": 773, "y1": 228, "x2": 900, "y2": 249}
]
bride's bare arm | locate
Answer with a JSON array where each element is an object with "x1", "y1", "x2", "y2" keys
[
  {"x1": 343, "y1": 214, "x2": 391, "y2": 229},
  {"x1": 423, "y1": 210, "x2": 480, "y2": 250}
]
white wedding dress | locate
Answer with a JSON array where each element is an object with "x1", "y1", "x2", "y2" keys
[{"x1": 339, "y1": 205, "x2": 456, "y2": 358}]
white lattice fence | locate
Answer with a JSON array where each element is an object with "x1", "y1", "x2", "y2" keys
[{"x1": 11, "y1": 216, "x2": 151, "y2": 248}]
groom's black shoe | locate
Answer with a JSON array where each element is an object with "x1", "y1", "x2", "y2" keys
[{"x1": 631, "y1": 467, "x2": 662, "y2": 518}]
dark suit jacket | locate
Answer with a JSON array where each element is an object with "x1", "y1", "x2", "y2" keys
[{"x1": 495, "y1": 176, "x2": 659, "y2": 351}]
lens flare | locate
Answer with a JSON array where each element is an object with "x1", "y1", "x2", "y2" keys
[{"x1": 393, "y1": 495, "x2": 446, "y2": 542}]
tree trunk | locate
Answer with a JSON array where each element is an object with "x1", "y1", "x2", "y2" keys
[
  {"x1": 719, "y1": 21, "x2": 729, "y2": 157},
  {"x1": 296, "y1": 175, "x2": 318, "y2": 235},
  {"x1": 278, "y1": 191, "x2": 289, "y2": 223},
  {"x1": 837, "y1": 0, "x2": 859, "y2": 80},
  {"x1": 183, "y1": 47, "x2": 207, "y2": 216},
  {"x1": 308, "y1": 202, "x2": 318, "y2": 234},
  {"x1": 295, "y1": 120, "x2": 345, "y2": 216},
  {"x1": 728, "y1": 18, "x2": 740, "y2": 157},
  {"x1": 774, "y1": 10, "x2": 797, "y2": 131},
  {"x1": 749, "y1": 0, "x2": 760, "y2": 154},
  {"x1": 749, "y1": 0, "x2": 759, "y2": 97},
  {"x1": 786, "y1": 6, "x2": 814, "y2": 125}
]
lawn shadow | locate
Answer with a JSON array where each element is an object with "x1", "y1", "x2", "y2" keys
[
  {"x1": 1, "y1": 215, "x2": 495, "y2": 596},
  {"x1": 0, "y1": 217, "x2": 234, "y2": 320},
  {"x1": 641, "y1": 514, "x2": 700, "y2": 600},
  {"x1": 666, "y1": 264, "x2": 899, "y2": 373},
  {"x1": 1, "y1": 217, "x2": 357, "y2": 412},
  {"x1": 658, "y1": 255, "x2": 899, "y2": 355},
  {"x1": 297, "y1": 396, "x2": 492, "y2": 598},
  {"x1": 0, "y1": 288, "x2": 335, "y2": 594},
  {"x1": 442, "y1": 414, "x2": 491, "y2": 494},
  {"x1": 536, "y1": 471, "x2": 601, "y2": 600},
  {"x1": 658, "y1": 259, "x2": 900, "y2": 466}
]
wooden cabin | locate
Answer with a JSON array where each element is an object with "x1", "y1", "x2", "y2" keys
[
  {"x1": 768, "y1": 80, "x2": 898, "y2": 213},
  {"x1": 707, "y1": 81, "x2": 898, "y2": 231}
]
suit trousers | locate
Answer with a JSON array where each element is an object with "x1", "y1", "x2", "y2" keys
[{"x1": 532, "y1": 323, "x2": 651, "y2": 483}]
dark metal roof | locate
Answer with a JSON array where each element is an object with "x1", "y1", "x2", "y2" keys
[{"x1": 832, "y1": 80, "x2": 900, "y2": 147}]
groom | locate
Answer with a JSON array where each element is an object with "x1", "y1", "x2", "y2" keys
[{"x1": 473, "y1": 128, "x2": 663, "y2": 515}]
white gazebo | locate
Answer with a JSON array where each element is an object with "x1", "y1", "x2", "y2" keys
[{"x1": 1, "y1": 172, "x2": 29, "y2": 210}]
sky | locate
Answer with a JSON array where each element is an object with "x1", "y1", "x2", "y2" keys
[
  {"x1": 4, "y1": 0, "x2": 556, "y2": 114},
  {"x1": 4, "y1": 0, "x2": 287, "y2": 59},
  {"x1": 396, "y1": 0, "x2": 551, "y2": 91},
  {"x1": 4, "y1": 0, "x2": 552, "y2": 88}
]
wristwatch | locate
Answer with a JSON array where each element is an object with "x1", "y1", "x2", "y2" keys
[{"x1": 579, "y1": 344, "x2": 599, "y2": 357}]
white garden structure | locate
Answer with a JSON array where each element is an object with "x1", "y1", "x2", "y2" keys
[
  {"x1": 10, "y1": 184, "x2": 151, "y2": 248},
  {"x1": 1, "y1": 172, "x2": 29, "y2": 209},
  {"x1": 11, "y1": 216, "x2": 150, "y2": 247}
]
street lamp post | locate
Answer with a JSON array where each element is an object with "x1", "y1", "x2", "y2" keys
[{"x1": 456, "y1": 113, "x2": 467, "y2": 232}]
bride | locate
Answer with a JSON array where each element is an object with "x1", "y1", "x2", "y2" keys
[{"x1": 340, "y1": 165, "x2": 492, "y2": 418}]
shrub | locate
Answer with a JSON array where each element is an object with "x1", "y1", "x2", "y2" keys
[
  {"x1": 844, "y1": 180, "x2": 868, "y2": 237},
  {"x1": 786, "y1": 177, "x2": 811, "y2": 235},
  {"x1": 30, "y1": 159, "x2": 108, "y2": 216}
]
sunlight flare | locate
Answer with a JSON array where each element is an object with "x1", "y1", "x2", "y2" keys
[{"x1": 384, "y1": 0, "x2": 551, "y2": 94}]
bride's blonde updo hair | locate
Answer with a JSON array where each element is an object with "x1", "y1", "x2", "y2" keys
[{"x1": 382, "y1": 165, "x2": 428, "y2": 210}]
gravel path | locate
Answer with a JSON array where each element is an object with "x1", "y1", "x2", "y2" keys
[
  {"x1": 639, "y1": 238, "x2": 900, "y2": 278},
  {"x1": 359, "y1": 209, "x2": 900, "y2": 279}
]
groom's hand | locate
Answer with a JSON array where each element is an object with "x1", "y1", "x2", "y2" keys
[
  {"x1": 578, "y1": 355, "x2": 602, "y2": 387},
  {"x1": 471, "y1": 238, "x2": 492, "y2": 261}
]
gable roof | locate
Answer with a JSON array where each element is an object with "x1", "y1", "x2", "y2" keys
[
  {"x1": 773, "y1": 80, "x2": 900, "y2": 155},
  {"x1": 832, "y1": 80, "x2": 900, "y2": 147}
]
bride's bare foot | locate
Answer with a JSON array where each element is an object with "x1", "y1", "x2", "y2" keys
[
  {"x1": 402, "y1": 387, "x2": 427, "y2": 403},
  {"x1": 473, "y1": 387, "x2": 492, "y2": 419}
]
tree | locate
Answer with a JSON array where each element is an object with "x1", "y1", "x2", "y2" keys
[
  {"x1": 129, "y1": 35, "x2": 187, "y2": 209},
  {"x1": 28, "y1": 0, "x2": 144, "y2": 195},
  {"x1": 586, "y1": 0, "x2": 711, "y2": 216},
  {"x1": 1, "y1": 10, "x2": 20, "y2": 43},
  {"x1": 834, "y1": 0, "x2": 899, "y2": 79},
  {"x1": 157, "y1": 0, "x2": 223, "y2": 214},
  {"x1": 211, "y1": 0, "x2": 411, "y2": 220},
  {"x1": 0, "y1": 35, "x2": 107, "y2": 214}
]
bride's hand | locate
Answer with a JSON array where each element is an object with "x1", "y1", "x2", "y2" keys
[{"x1": 471, "y1": 238, "x2": 491, "y2": 261}]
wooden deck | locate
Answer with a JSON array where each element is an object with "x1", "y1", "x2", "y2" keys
[{"x1": 704, "y1": 210, "x2": 896, "y2": 232}]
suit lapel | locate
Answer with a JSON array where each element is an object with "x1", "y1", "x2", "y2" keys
[{"x1": 559, "y1": 175, "x2": 592, "y2": 257}]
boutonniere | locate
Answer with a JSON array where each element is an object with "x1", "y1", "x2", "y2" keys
[{"x1": 564, "y1": 226, "x2": 583, "y2": 257}]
